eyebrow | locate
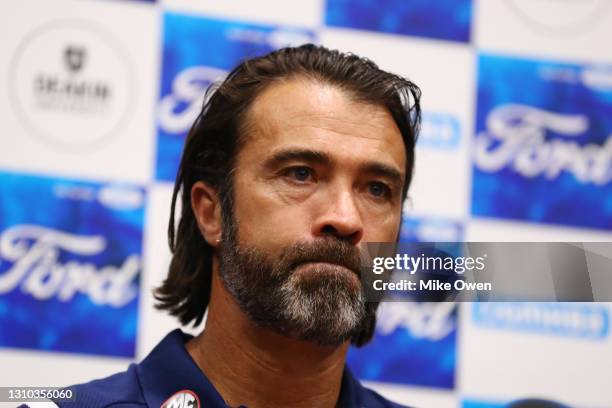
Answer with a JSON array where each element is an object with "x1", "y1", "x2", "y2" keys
[
  {"x1": 262, "y1": 148, "x2": 404, "y2": 187},
  {"x1": 262, "y1": 149, "x2": 331, "y2": 170}
]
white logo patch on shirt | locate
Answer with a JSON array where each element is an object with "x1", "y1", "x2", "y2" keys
[{"x1": 161, "y1": 390, "x2": 200, "y2": 408}]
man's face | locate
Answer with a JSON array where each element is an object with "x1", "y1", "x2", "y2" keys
[{"x1": 217, "y1": 77, "x2": 406, "y2": 346}]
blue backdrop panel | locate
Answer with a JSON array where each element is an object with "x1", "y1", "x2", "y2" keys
[
  {"x1": 0, "y1": 171, "x2": 144, "y2": 357},
  {"x1": 399, "y1": 216, "x2": 464, "y2": 242},
  {"x1": 347, "y1": 302, "x2": 457, "y2": 389},
  {"x1": 325, "y1": 0, "x2": 472, "y2": 42},
  {"x1": 462, "y1": 401, "x2": 504, "y2": 408},
  {"x1": 155, "y1": 12, "x2": 314, "y2": 181},
  {"x1": 472, "y1": 54, "x2": 612, "y2": 230}
]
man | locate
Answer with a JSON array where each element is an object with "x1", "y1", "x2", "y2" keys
[{"x1": 60, "y1": 44, "x2": 421, "y2": 408}]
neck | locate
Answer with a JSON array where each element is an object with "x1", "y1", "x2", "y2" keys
[{"x1": 186, "y1": 268, "x2": 349, "y2": 408}]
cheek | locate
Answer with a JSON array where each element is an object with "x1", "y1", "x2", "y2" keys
[
  {"x1": 362, "y1": 211, "x2": 402, "y2": 242},
  {"x1": 232, "y1": 180, "x2": 312, "y2": 248}
]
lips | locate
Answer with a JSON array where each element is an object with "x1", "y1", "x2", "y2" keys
[
  {"x1": 279, "y1": 238, "x2": 364, "y2": 279},
  {"x1": 293, "y1": 261, "x2": 359, "y2": 278}
]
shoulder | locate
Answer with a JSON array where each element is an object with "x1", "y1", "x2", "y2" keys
[
  {"x1": 55, "y1": 364, "x2": 146, "y2": 408},
  {"x1": 360, "y1": 386, "x2": 413, "y2": 408},
  {"x1": 342, "y1": 367, "x2": 413, "y2": 408}
]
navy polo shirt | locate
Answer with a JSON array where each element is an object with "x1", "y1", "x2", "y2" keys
[{"x1": 55, "y1": 329, "x2": 410, "y2": 408}]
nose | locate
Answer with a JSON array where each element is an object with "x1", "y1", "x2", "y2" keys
[{"x1": 312, "y1": 188, "x2": 364, "y2": 245}]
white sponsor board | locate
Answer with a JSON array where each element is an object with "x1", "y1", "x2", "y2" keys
[
  {"x1": 0, "y1": 0, "x2": 159, "y2": 183},
  {"x1": 458, "y1": 302, "x2": 612, "y2": 406},
  {"x1": 475, "y1": 0, "x2": 612, "y2": 63},
  {"x1": 161, "y1": 0, "x2": 324, "y2": 28}
]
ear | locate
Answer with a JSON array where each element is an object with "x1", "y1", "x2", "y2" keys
[{"x1": 191, "y1": 181, "x2": 223, "y2": 248}]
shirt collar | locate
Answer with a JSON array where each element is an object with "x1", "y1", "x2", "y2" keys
[
  {"x1": 137, "y1": 329, "x2": 228, "y2": 407},
  {"x1": 137, "y1": 329, "x2": 370, "y2": 408}
]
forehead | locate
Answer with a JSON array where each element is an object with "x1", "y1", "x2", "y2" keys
[{"x1": 238, "y1": 77, "x2": 406, "y2": 169}]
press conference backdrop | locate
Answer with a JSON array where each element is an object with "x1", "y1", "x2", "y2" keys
[{"x1": 1, "y1": 0, "x2": 611, "y2": 407}]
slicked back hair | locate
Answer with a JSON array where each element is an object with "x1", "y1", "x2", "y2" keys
[{"x1": 155, "y1": 44, "x2": 421, "y2": 342}]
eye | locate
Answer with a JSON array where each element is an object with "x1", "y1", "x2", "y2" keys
[
  {"x1": 368, "y1": 181, "x2": 391, "y2": 199},
  {"x1": 285, "y1": 166, "x2": 313, "y2": 182}
]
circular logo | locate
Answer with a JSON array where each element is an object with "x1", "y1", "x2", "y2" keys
[
  {"x1": 160, "y1": 390, "x2": 200, "y2": 408},
  {"x1": 9, "y1": 20, "x2": 135, "y2": 151},
  {"x1": 507, "y1": 0, "x2": 611, "y2": 34}
]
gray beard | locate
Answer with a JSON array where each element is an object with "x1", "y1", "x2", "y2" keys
[{"x1": 217, "y1": 211, "x2": 376, "y2": 347}]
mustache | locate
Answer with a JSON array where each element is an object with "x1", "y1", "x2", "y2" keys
[{"x1": 276, "y1": 238, "x2": 364, "y2": 278}]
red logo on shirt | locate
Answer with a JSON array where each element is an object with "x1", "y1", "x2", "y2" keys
[{"x1": 161, "y1": 390, "x2": 200, "y2": 408}]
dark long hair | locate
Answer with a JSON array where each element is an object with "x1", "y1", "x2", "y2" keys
[{"x1": 155, "y1": 44, "x2": 421, "y2": 336}]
